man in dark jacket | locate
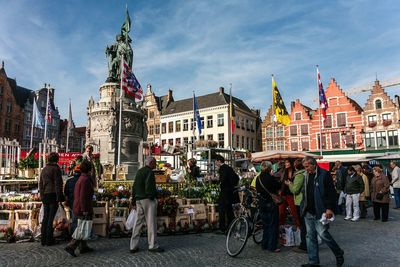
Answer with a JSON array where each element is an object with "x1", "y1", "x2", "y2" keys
[
  {"x1": 334, "y1": 161, "x2": 347, "y2": 215},
  {"x1": 215, "y1": 155, "x2": 239, "y2": 233},
  {"x1": 65, "y1": 160, "x2": 94, "y2": 257},
  {"x1": 301, "y1": 156, "x2": 344, "y2": 267},
  {"x1": 39, "y1": 152, "x2": 64, "y2": 246},
  {"x1": 344, "y1": 166, "x2": 364, "y2": 222},
  {"x1": 64, "y1": 165, "x2": 81, "y2": 235},
  {"x1": 130, "y1": 157, "x2": 164, "y2": 253}
]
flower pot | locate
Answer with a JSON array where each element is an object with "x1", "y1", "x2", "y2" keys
[{"x1": 24, "y1": 169, "x2": 35, "y2": 179}]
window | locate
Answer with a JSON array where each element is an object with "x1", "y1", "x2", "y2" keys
[
  {"x1": 276, "y1": 140, "x2": 284, "y2": 150},
  {"x1": 183, "y1": 119, "x2": 188, "y2": 131},
  {"x1": 207, "y1": 134, "x2": 213, "y2": 140},
  {"x1": 365, "y1": 132, "x2": 375, "y2": 148},
  {"x1": 199, "y1": 135, "x2": 205, "y2": 140},
  {"x1": 375, "y1": 99, "x2": 382, "y2": 110},
  {"x1": 15, "y1": 123, "x2": 20, "y2": 133},
  {"x1": 168, "y1": 122, "x2": 173, "y2": 133},
  {"x1": 5, "y1": 119, "x2": 11, "y2": 133},
  {"x1": 250, "y1": 138, "x2": 254, "y2": 151},
  {"x1": 6, "y1": 103, "x2": 12, "y2": 113},
  {"x1": 246, "y1": 119, "x2": 249, "y2": 130},
  {"x1": 168, "y1": 139, "x2": 173, "y2": 145},
  {"x1": 175, "y1": 121, "x2": 181, "y2": 132},
  {"x1": 266, "y1": 127, "x2": 273, "y2": 138},
  {"x1": 331, "y1": 132, "x2": 341, "y2": 149},
  {"x1": 149, "y1": 125, "x2": 154, "y2": 135},
  {"x1": 190, "y1": 118, "x2": 195, "y2": 130},
  {"x1": 295, "y1": 112, "x2": 301, "y2": 121},
  {"x1": 246, "y1": 137, "x2": 250, "y2": 149},
  {"x1": 183, "y1": 137, "x2": 188, "y2": 145},
  {"x1": 337, "y1": 113, "x2": 346, "y2": 127},
  {"x1": 41, "y1": 101, "x2": 45, "y2": 108},
  {"x1": 266, "y1": 140, "x2": 274, "y2": 150},
  {"x1": 241, "y1": 136, "x2": 245, "y2": 148},
  {"x1": 290, "y1": 125, "x2": 297, "y2": 136},
  {"x1": 235, "y1": 116, "x2": 240, "y2": 128},
  {"x1": 155, "y1": 124, "x2": 160, "y2": 134},
  {"x1": 218, "y1": 133, "x2": 225, "y2": 147},
  {"x1": 382, "y1": 113, "x2": 392, "y2": 121},
  {"x1": 328, "y1": 98, "x2": 338, "y2": 106},
  {"x1": 376, "y1": 131, "x2": 386, "y2": 147},
  {"x1": 325, "y1": 115, "x2": 332, "y2": 128},
  {"x1": 301, "y1": 124, "x2": 309, "y2": 135},
  {"x1": 301, "y1": 138, "x2": 309, "y2": 151},
  {"x1": 200, "y1": 117, "x2": 204, "y2": 129},
  {"x1": 388, "y1": 130, "x2": 398, "y2": 146},
  {"x1": 277, "y1": 126, "x2": 284, "y2": 137},
  {"x1": 291, "y1": 140, "x2": 298, "y2": 151},
  {"x1": 241, "y1": 118, "x2": 244, "y2": 129},
  {"x1": 317, "y1": 134, "x2": 327, "y2": 149},
  {"x1": 207, "y1": 115, "x2": 213, "y2": 128},
  {"x1": 161, "y1": 123, "x2": 166, "y2": 134},
  {"x1": 175, "y1": 138, "x2": 181, "y2": 146},
  {"x1": 217, "y1": 114, "x2": 224, "y2": 127},
  {"x1": 236, "y1": 135, "x2": 239, "y2": 148},
  {"x1": 368, "y1": 115, "x2": 377, "y2": 122},
  {"x1": 161, "y1": 139, "x2": 166, "y2": 146},
  {"x1": 149, "y1": 111, "x2": 154, "y2": 119}
]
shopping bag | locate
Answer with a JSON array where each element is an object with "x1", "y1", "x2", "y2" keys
[
  {"x1": 53, "y1": 205, "x2": 67, "y2": 227},
  {"x1": 72, "y1": 219, "x2": 93, "y2": 240},
  {"x1": 125, "y1": 209, "x2": 137, "y2": 230},
  {"x1": 283, "y1": 225, "x2": 295, "y2": 247},
  {"x1": 38, "y1": 205, "x2": 44, "y2": 224},
  {"x1": 338, "y1": 192, "x2": 346, "y2": 205},
  {"x1": 294, "y1": 228, "x2": 301, "y2": 246}
]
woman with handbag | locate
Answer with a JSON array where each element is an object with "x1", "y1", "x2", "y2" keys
[
  {"x1": 256, "y1": 161, "x2": 281, "y2": 253},
  {"x1": 371, "y1": 166, "x2": 390, "y2": 222},
  {"x1": 65, "y1": 160, "x2": 95, "y2": 257}
]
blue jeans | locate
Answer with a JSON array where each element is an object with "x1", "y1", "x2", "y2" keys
[
  {"x1": 394, "y1": 188, "x2": 400, "y2": 208},
  {"x1": 260, "y1": 203, "x2": 279, "y2": 251},
  {"x1": 304, "y1": 212, "x2": 343, "y2": 264}
]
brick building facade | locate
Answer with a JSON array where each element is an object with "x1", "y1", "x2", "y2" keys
[{"x1": 261, "y1": 106, "x2": 286, "y2": 151}]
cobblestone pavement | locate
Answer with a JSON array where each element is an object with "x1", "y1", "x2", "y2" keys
[{"x1": 1, "y1": 208, "x2": 400, "y2": 267}]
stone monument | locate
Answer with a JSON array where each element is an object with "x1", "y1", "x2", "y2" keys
[{"x1": 86, "y1": 10, "x2": 146, "y2": 180}]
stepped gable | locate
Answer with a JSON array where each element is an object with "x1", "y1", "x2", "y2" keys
[
  {"x1": 325, "y1": 78, "x2": 363, "y2": 114},
  {"x1": 290, "y1": 99, "x2": 313, "y2": 120},
  {"x1": 263, "y1": 105, "x2": 275, "y2": 125},
  {"x1": 363, "y1": 80, "x2": 397, "y2": 111}
]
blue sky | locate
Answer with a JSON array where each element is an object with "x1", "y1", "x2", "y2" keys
[{"x1": 1, "y1": 0, "x2": 400, "y2": 126}]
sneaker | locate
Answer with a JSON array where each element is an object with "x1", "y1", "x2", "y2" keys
[
  {"x1": 344, "y1": 217, "x2": 351, "y2": 221},
  {"x1": 80, "y1": 247, "x2": 94, "y2": 254},
  {"x1": 148, "y1": 247, "x2": 165, "y2": 253},
  {"x1": 130, "y1": 248, "x2": 139, "y2": 254},
  {"x1": 65, "y1": 246, "x2": 77, "y2": 257},
  {"x1": 351, "y1": 218, "x2": 359, "y2": 222}
]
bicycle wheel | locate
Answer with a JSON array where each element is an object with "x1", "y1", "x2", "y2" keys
[
  {"x1": 252, "y1": 211, "x2": 263, "y2": 244},
  {"x1": 226, "y1": 216, "x2": 249, "y2": 257}
]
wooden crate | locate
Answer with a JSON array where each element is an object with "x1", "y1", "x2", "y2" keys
[
  {"x1": 206, "y1": 204, "x2": 219, "y2": 223},
  {"x1": 175, "y1": 214, "x2": 190, "y2": 226},
  {"x1": 14, "y1": 210, "x2": 37, "y2": 231},
  {"x1": 93, "y1": 223, "x2": 107, "y2": 237},
  {"x1": 184, "y1": 198, "x2": 202, "y2": 205},
  {"x1": 93, "y1": 207, "x2": 108, "y2": 224},
  {"x1": 0, "y1": 210, "x2": 14, "y2": 231},
  {"x1": 109, "y1": 207, "x2": 128, "y2": 229},
  {"x1": 155, "y1": 174, "x2": 168, "y2": 183},
  {"x1": 192, "y1": 204, "x2": 206, "y2": 220}
]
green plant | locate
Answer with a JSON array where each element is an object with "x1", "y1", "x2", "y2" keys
[{"x1": 18, "y1": 156, "x2": 39, "y2": 170}]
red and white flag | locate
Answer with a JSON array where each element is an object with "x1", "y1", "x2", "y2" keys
[{"x1": 121, "y1": 62, "x2": 143, "y2": 100}]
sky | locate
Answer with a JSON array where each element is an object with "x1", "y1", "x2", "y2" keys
[{"x1": 1, "y1": 0, "x2": 400, "y2": 126}]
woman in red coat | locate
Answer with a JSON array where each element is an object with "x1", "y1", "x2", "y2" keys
[{"x1": 65, "y1": 160, "x2": 94, "y2": 257}]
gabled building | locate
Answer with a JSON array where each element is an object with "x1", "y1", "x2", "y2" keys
[
  {"x1": 288, "y1": 99, "x2": 313, "y2": 151},
  {"x1": 261, "y1": 106, "x2": 286, "y2": 151},
  {"x1": 362, "y1": 80, "x2": 399, "y2": 151}
]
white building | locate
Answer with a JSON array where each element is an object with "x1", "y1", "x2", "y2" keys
[{"x1": 159, "y1": 87, "x2": 261, "y2": 152}]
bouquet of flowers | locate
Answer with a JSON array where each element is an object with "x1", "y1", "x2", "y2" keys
[
  {"x1": 201, "y1": 183, "x2": 220, "y2": 204},
  {"x1": 157, "y1": 197, "x2": 179, "y2": 217}
]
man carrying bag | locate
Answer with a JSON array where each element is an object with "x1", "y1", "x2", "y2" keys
[{"x1": 65, "y1": 160, "x2": 95, "y2": 257}]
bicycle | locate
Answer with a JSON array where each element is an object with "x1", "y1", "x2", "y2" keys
[{"x1": 226, "y1": 185, "x2": 263, "y2": 257}]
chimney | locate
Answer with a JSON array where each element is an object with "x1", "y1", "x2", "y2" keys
[
  {"x1": 291, "y1": 101, "x2": 295, "y2": 108},
  {"x1": 167, "y1": 89, "x2": 173, "y2": 102},
  {"x1": 219, "y1": 87, "x2": 225, "y2": 95}
]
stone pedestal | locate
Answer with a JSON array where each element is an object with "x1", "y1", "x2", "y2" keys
[{"x1": 87, "y1": 82, "x2": 146, "y2": 180}]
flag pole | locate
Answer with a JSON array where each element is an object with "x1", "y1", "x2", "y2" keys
[
  {"x1": 66, "y1": 98, "x2": 71, "y2": 152},
  {"x1": 117, "y1": 57, "x2": 124, "y2": 166},
  {"x1": 316, "y1": 65, "x2": 323, "y2": 157},
  {"x1": 271, "y1": 75, "x2": 275, "y2": 151},
  {"x1": 30, "y1": 97, "x2": 36, "y2": 150},
  {"x1": 229, "y1": 83, "x2": 233, "y2": 150},
  {"x1": 43, "y1": 84, "x2": 50, "y2": 163},
  {"x1": 192, "y1": 91, "x2": 195, "y2": 156}
]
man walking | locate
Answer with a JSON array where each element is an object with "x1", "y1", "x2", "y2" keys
[
  {"x1": 130, "y1": 157, "x2": 164, "y2": 253},
  {"x1": 344, "y1": 166, "x2": 364, "y2": 221},
  {"x1": 390, "y1": 161, "x2": 400, "y2": 209},
  {"x1": 334, "y1": 161, "x2": 347, "y2": 215},
  {"x1": 215, "y1": 155, "x2": 239, "y2": 233},
  {"x1": 301, "y1": 156, "x2": 344, "y2": 267}
]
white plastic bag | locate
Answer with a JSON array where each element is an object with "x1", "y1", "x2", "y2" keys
[
  {"x1": 54, "y1": 205, "x2": 67, "y2": 224},
  {"x1": 283, "y1": 226, "x2": 295, "y2": 247},
  {"x1": 294, "y1": 228, "x2": 301, "y2": 246},
  {"x1": 338, "y1": 191, "x2": 346, "y2": 205},
  {"x1": 72, "y1": 219, "x2": 93, "y2": 240},
  {"x1": 125, "y1": 209, "x2": 137, "y2": 230}
]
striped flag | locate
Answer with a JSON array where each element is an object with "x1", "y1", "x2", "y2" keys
[
  {"x1": 121, "y1": 62, "x2": 143, "y2": 100},
  {"x1": 46, "y1": 89, "x2": 52, "y2": 123},
  {"x1": 317, "y1": 66, "x2": 328, "y2": 121}
]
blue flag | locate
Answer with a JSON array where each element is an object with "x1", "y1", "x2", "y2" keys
[
  {"x1": 33, "y1": 98, "x2": 44, "y2": 129},
  {"x1": 193, "y1": 93, "x2": 202, "y2": 135}
]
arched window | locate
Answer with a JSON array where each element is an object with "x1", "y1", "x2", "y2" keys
[{"x1": 375, "y1": 99, "x2": 382, "y2": 109}]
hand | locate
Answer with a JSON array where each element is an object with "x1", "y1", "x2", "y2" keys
[
  {"x1": 325, "y1": 209, "x2": 334, "y2": 219},
  {"x1": 284, "y1": 180, "x2": 291, "y2": 185}
]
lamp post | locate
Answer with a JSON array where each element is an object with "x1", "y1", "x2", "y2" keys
[{"x1": 341, "y1": 124, "x2": 366, "y2": 152}]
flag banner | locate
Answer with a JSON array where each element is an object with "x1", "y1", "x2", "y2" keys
[
  {"x1": 33, "y1": 98, "x2": 44, "y2": 129},
  {"x1": 46, "y1": 92, "x2": 52, "y2": 123},
  {"x1": 272, "y1": 76, "x2": 291, "y2": 126},
  {"x1": 229, "y1": 89, "x2": 235, "y2": 135},
  {"x1": 193, "y1": 93, "x2": 202, "y2": 135},
  {"x1": 317, "y1": 66, "x2": 328, "y2": 121},
  {"x1": 121, "y1": 62, "x2": 143, "y2": 100}
]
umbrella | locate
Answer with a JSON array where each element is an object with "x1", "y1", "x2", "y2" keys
[{"x1": 251, "y1": 150, "x2": 322, "y2": 163}]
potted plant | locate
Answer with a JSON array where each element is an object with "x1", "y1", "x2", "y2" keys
[
  {"x1": 368, "y1": 121, "x2": 377, "y2": 128},
  {"x1": 18, "y1": 156, "x2": 38, "y2": 178},
  {"x1": 382, "y1": 119, "x2": 392, "y2": 127}
]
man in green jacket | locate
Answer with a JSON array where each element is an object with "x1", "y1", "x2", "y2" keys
[{"x1": 130, "y1": 157, "x2": 164, "y2": 253}]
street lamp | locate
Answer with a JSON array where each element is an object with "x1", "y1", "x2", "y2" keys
[{"x1": 341, "y1": 124, "x2": 365, "y2": 152}]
